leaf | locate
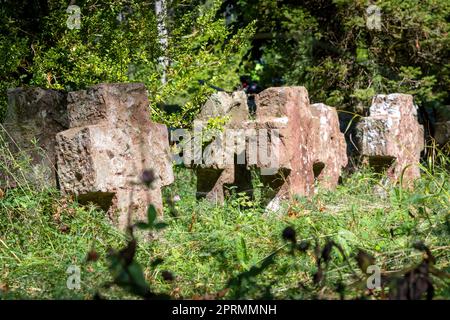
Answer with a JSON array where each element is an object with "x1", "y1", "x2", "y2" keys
[
  {"x1": 126, "y1": 261, "x2": 150, "y2": 296},
  {"x1": 226, "y1": 252, "x2": 276, "y2": 288},
  {"x1": 236, "y1": 236, "x2": 249, "y2": 268},
  {"x1": 107, "y1": 241, "x2": 151, "y2": 298},
  {"x1": 147, "y1": 204, "x2": 157, "y2": 226},
  {"x1": 153, "y1": 222, "x2": 168, "y2": 230},
  {"x1": 135, "y1": 222, "x2": 150, "y2": 230},
  {"x1": 344, "y1": 114, "x2": 359, "y2": 134}
]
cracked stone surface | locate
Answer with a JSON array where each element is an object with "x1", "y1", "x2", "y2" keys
[
  {"x1": 191, "y1": 87, "x2": 348, "y2": 208},
  {"x1": 56, "y1": 83, "x2": 173, "y2": 229},
  {"x1": 310, "y1": 103, "x2": 348, "y2": 190},
  {"x1": 1, "y1": 87, "x2": 68, "y2": 188},
  {"x1": 191, "y1": 90, "x2": 252, "y2": 203},
  {"x1": 355, "y1": 94, "x2": 424, "y2": 184}
]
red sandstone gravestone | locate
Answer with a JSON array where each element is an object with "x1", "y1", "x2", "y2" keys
[
  {"x1": 310, "y1": 103, "x2": 348, "y2": 190},
  {"x1": 254, "y1": 88, "x2": 347, "y2": 206},
  {"x1": 189, "y1": 86, "x2": 348, "y2": 209},
  {"x1": 1, "y1": 87, "x2": 68, "y2": 189},
  {"x1": 254, "y1": 86, "x2": 315, "y2": 201},
  {"x1": 56, "y1": 83, "x2": 173, "y2": 229},
  {"x1": 190, "y1": 91, "x2": 252, "y2": 203},
  {"x1": 355, "y1": 94, "x2": 424, "y2": 185}
]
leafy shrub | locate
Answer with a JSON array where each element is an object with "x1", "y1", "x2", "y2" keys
[
  {"x1": 0, "y1": 0, "x2": 255, "y2": 127},
  {"x1": 232, "y1": 0, "x2": 450, "y2": 113}
]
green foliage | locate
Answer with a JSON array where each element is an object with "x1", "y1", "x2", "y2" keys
[
  {"x1": 135, "y1": 204, "x2": 168, "y2": 231},
  {"x1": 205, "y1": 115, "x2": 231, "y2": 131},
  {"x1": 0, "y1": 0, "x2": 255, "y2": 127},
  {"x1": 235, "y1": 0, "x2": 450, "y2": 111},
  {"x1": 1, "y1": 0, "x2": 450, "y2": 301},
  {"x1": 151, "y1": 0, "x2": 255, "y2": 127},
  {"x1": 1, "y1": 160, "x2": 449, "y2": 299},
  {"x1": 108, "y1": 249, "x2": 151, "y2": 298},
  {"x1": 0, "y1": 7, "x2": 30, "y2": 122},
  {"x1": 28, "y1": 1, "x2": 159, "y2": 90}
]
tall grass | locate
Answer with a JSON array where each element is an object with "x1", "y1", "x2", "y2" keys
[{"x1": 0, "y1": 132, "x2": 449, "y2": 299}]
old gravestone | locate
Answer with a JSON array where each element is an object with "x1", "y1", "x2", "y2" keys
[
  {"x1": 186, "y1": 87, "x2": 348, "y2": 208},
  {"x1": 310, "y1": 103, "x2": 348, "y2": 190},
  {"x1": 185, "y1": 91, "x2": 253, "y2": 203},
  {"x1": 254, "y1": 87, "x2": 347, "y2": 207},
  {"x1": 1, "y1": 87, "x2": 68, "y2": 189},
  {"x1": 56, "y1": 83, "x2": 173, "y2": 229},
  {"x1": 355, "y1": 94, "x2": 424, "y2": 184}
]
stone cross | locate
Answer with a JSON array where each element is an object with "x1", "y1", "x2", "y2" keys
[
  {"x1": 55, "y1": 83, "x2": 173, "y2": 228},
  {"x1": 355, "y1": 94, "x2": 425, "y2": 185}
]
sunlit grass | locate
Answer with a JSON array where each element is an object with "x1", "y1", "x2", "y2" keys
[{"x1": 0, "y1": 138, "x2": 449, "y2": 299}]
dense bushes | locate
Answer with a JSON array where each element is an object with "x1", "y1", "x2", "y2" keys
[
  {"x1": 1, "y1": 0, "x2": 449, "y2": 126},
  {"x1": 0, "y1": 0, "x2": 254, "y2": 126},
  {"x1": 232, "y1": 0, "x2": 450, "y2": 114}
]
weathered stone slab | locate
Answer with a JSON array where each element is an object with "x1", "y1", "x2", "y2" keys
[
  {"x1": 198, "y1": 91, "x2": 249, "y2": 121},
  {"x1": 1, "y1": 87, "x2": 68, "y2": 188},
  {"x1": 192, "y1": 91, "x2": 252, "y2": 202},
  {"x1": 56, "y1": 83, "x2": 173, "y2": 229},
  {"x1": 310, "y1": 103, "x2": 348, "y2": 190},
  {"x1": 355, "y1": 94, "x2": 424, "y2": 184},
  {"x1": 189, "y1": 87, "x2": 349, "y2": 208},
  {"x1": 254, "y1": 86, "x2": 315, "y2": 201}
]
